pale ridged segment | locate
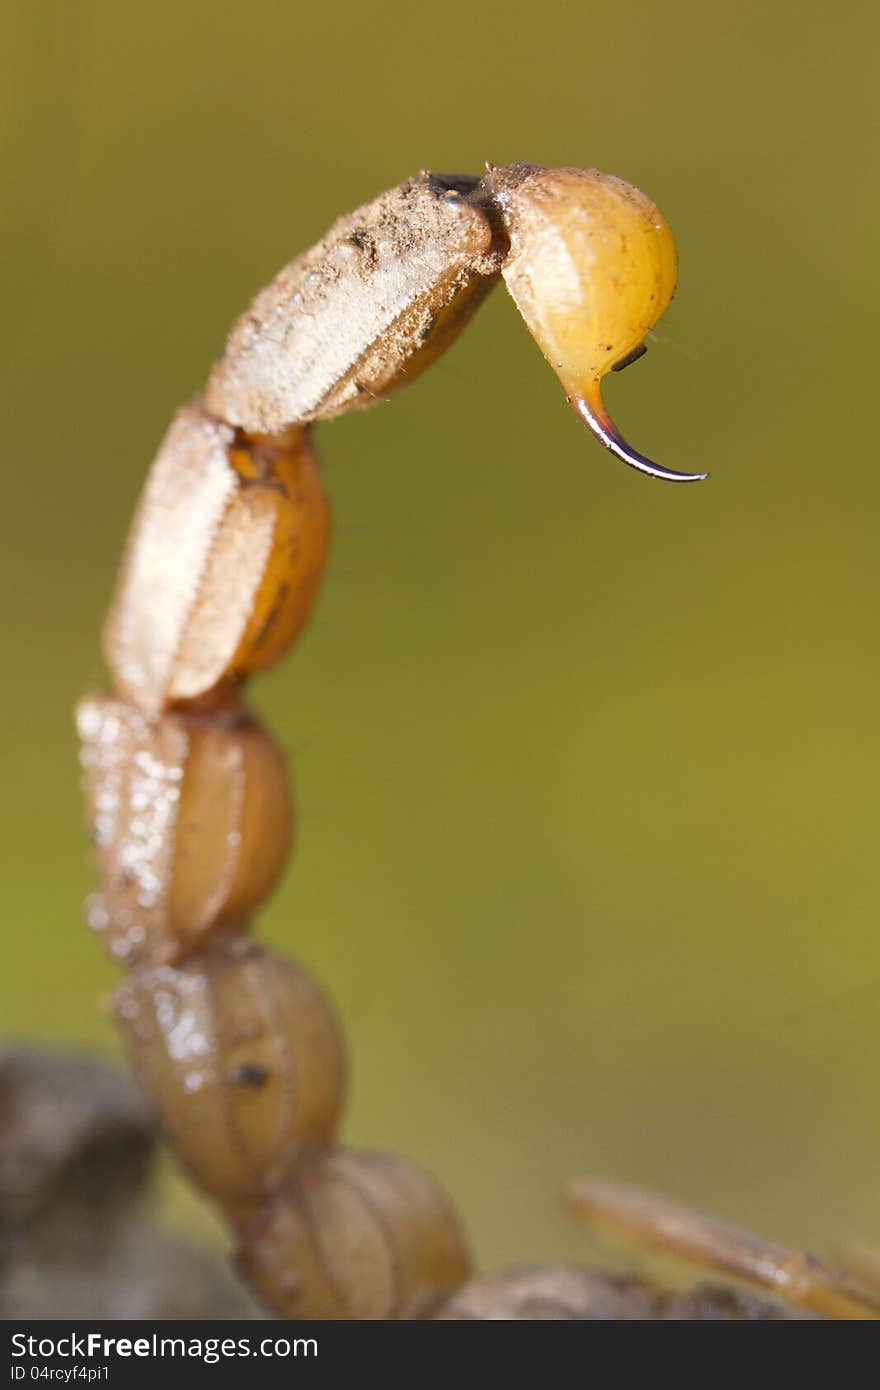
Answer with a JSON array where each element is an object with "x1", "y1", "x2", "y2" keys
[
  {"x1": 238, "y1": 1151, "x2": 471, "y2": 1319},
  {"x1": 204, "y1": 173, "x2": 502, "y2": 434},
  {"x1": 103, "y1": 405, "x2": 329, "y2": 713},
  {"x1": 115, "y1": 941, "x2": 346, "y2": 1211},
  {"x1": 77, "y1": 695, "x2": 292, "y2": 964}
]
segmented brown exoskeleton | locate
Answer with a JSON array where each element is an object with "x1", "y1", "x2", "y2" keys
[{"x1": 78, "y1": 165, "x2": 879, "y2": 1319}]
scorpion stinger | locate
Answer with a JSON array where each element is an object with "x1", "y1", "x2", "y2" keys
[
  {"x1": 572, "y1": 381, "x2": 708, "y2": 482},
  {"x1": 482, "y1": 162, "x2": 708, "y2": 483}
]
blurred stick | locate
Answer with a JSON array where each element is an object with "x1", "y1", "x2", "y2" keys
[{"x1": 567, "y1": 1178, "x2": 880, "y2": 1321}]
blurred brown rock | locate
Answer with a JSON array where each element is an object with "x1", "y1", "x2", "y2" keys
[
  {"x1": 436, "y1": 1265, "x2": 807, "y2": 1320},
  {"x1": 0, "y1": 1045, "x2": 259, "y2": 1319}
]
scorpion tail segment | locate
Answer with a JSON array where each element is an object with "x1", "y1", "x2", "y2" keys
[
  {"x1": 573, "y1": 381, "x2": 708, "y2": 483},
  {"x1": 204, "y1": 173, "x2": 503, "y2": 436},
  {"x1": 484, "y1": 163, "x2": 706, "y2": 483}
]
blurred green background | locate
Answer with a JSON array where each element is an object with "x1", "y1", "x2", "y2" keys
[{"x1": 2, "y1": 0, "x2": 879, "y2": 1275}]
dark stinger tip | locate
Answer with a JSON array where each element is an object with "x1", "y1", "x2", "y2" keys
[{"x1": 572, "y1": 386, "x2": 708, "y2": 483}]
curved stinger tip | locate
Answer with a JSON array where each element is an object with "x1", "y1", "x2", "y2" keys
[{"x1": 572, "y1": 385, "x2": 708, "y2": 484}]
